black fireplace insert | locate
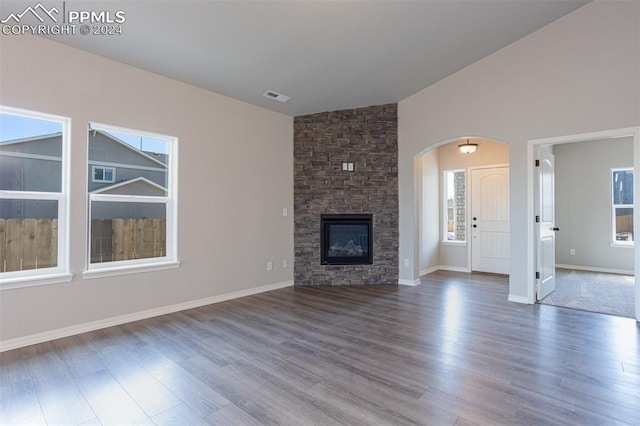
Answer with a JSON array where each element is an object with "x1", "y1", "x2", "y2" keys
[{"x1": 321, "y1": 214, "x2": 373, "y2": 265}]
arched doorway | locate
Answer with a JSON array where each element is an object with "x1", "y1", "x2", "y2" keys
[{"x1": 416, "y1": 137, "x2": 510, "y2": 278}]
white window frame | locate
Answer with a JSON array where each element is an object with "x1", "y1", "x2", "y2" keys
[
  {"x1": 83, "y1": 122, "x2": 179, "y2": 279},
  {"x1": 442, "y1": 169, "x2": 466, "y2": 244},
  {"x1": 611, "y1": 167, "x2": 634, "y2": 247},
  {"x1": 91, "y1": 165, "x2": 116, "y2": 183},
  {"x1": 0, "y1": 105, "x2": 72, "y2": 290}
]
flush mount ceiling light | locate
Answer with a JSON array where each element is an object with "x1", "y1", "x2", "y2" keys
[
  {"x1": 262, "y1": 90, "x2": 291, "y2": 103},
  {"x1": 458, "y1": 138, "x2": 478, "y2": 154}
]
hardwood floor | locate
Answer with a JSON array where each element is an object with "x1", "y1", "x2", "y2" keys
[{"x1": 1, "y1": 271, "x2": 639, "y2": 425}]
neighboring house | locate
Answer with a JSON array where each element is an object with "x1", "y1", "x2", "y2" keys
[{"x1": 0, "y1": 130, "x2": 167, "y2": 219}]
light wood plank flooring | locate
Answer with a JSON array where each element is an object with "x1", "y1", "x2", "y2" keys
[{"x1": 1, "y1": 271, "x2": 639, "y2": 425}]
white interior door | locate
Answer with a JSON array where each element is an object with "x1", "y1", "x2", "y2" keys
[
  {"x1": 536, "y1": 147, "x2": 557, "y2": 300},
  {"x1": 471, "y1": 167, "x2": 510, "y2": 274}
]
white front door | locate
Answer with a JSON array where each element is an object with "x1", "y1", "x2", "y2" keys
[
  {"x1": 471, "y1": 167, "x2": 510, "y2": 274},
  {"x1": 536, "y1": 147, "x2": 556, "y2": 300}
]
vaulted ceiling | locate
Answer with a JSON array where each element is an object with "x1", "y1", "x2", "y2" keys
[{"x1": 3, "y1": 1, "x2": 589, "y2": 116}]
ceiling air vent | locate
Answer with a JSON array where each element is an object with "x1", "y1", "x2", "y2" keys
[{"x1": 263, "y1": 90, "x2": 290, "y2": 103}]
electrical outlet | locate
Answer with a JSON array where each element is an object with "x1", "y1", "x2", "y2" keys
[
  {"x1": 283, "y1": 260, "x2": 288, "y2": 268},
  {"x1": 569, "y1": 249, "x2": 576, "y2": 256},
  {"x1": 267, "y1": 262, "x2": 273, "y2": 271},
  {"x1": 403, "y1": 259, "x2": 409, "y2": 267}
]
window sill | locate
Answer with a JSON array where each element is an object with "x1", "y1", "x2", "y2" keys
[
  {"x1": 610, "y1": 242, "x2": 634, "y2": 248},
  {"x1": 0, "y1": 272, "x2": 73, "y2": 291},
  {"x1": 441, "y1": 240, "x2": 467, "y2": 247},
  {"x1": 83, "y1": 260, "x2": 180, "y2": 280}
]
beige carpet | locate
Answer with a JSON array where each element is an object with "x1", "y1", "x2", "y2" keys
[{"x1": 539, "y1": 268, "x2": 635, "y2": 318}]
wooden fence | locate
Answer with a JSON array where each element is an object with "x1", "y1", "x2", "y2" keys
[
  {"x1": 0, "y1": 218, "x2": 166, "y2": 272},
  {"x1": 91, "y1": 219, "x2": 166, "y2": 263},
  {"x1": 0, "y1": 219, "x2": 58, "y2": 272},
  {"x1": 616, "y1": 213, "x2": 634, "y2": 241}
]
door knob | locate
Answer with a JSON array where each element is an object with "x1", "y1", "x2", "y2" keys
[
  {"x1": 473, "y1": 217, "x2": 477, "y2": 221},
  {"x1": 473, "y1": 224, "x2": 477, "y2": 228},
  {"x1": 552, "y1": 227, "x2": 560, "y2": 231}
]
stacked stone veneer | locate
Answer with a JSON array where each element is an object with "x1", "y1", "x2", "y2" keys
[
  {"x1": 454, "y1": 171, "x2": 466, "y2": 241},
  {"x1": 294, "y1": 104, "x2": 398, "y2": 285}
]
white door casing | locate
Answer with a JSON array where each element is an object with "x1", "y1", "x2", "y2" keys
[
  {"x1": 535, "y1": 146, "x2": 556, "y2": 300},
  {"x1": 527, "y1": 127, "x2": 638, "y2": 318},
  {"x1": 471, "y1": 167, "x2": 510, "y2": 274}
]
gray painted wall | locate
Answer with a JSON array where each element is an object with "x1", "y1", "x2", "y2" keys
[
  {"x1": 419, "y1": 150, "x2": 439, "y2": 273},
  {"x1": 554, "y1": 137, "x2": 634, "y2": 272},
  {"x1": 399, "y1": 1, "x2": 639, "y2": 301},
  {"x1": 0, "y1": 34, "x2": 293, "y2": 342}
]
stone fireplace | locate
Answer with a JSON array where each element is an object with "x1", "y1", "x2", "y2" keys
[{"x1": 293, "y1": 104, "x2": 398, "y2": 285}]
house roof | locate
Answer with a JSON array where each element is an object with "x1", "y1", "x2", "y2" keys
[
  {"x1": 92, "y1": 130, "x2": 168, "y2": 168},
  {"x1": 0, "y1": 132, "x2": 62, "y2": 146},
  {"x1": 0, "y1": 130, "x2": 168, "y2": 168},
  {"x1": 91, "y1": 176, "x2": 167, "y2": 195}
]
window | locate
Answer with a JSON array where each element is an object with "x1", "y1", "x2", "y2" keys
[
  {"x1": 92, "y1": 166, "x2": 115, "y2": 183},
  {"x1": 443, "y1": 169, "x2": 466, "y2": 242},
  {"x1": 612, "y1": 168, "x2": 634, "y2": 245},
  {"x1": 85, "y1": 123, "x2": 178, "y2": 277},
  {"x1": 0, "y1": 106, "x2": 71, "y2": 288}
]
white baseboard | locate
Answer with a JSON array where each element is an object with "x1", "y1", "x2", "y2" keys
[
  {"x1": 419, "y1": 266, "x2": 439, "y2": 277},
  {"x1": 508, "y1": 294, "x2": 532, "y2": 304},
  {"x1": 556, "y1": 264, "x2": 634, "y2": 276},
  {"x1": 418, "y1": 265, "x2": 470, "y2": 277},
  {"x1": 438, "y1": 265, "x2": 471, "y2": 273},
  {"x1": 398, "y1": 278, "x2": 421, "y2": 286},
  {"x1": 0, "y1": 280, "x2": 293, "y2": 353}
]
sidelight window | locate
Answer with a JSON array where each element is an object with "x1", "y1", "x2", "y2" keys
[{"x1": 443, "y1": 169, "x2": 466, "y2": 242}]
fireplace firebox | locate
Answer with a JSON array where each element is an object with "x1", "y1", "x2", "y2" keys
[{"x1": 321, "y1": 214, "x2": 373, "y2": 265}]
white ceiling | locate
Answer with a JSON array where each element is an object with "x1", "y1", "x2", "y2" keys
[{"x1": 4, "y1": 1, "x2": 589, "y2": 116}]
